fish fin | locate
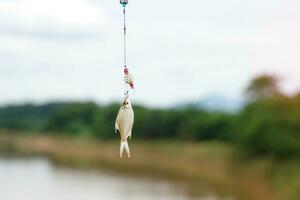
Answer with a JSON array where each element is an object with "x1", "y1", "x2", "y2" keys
[
  {"x1": 120, "y1": 140, "x2": 125, "y2": 158},
  {"x1": 128, "y1": 131, "x2": 132, "y2": 139},
  {"x1": 120, "y1": 140, "x2": 130, "y2": 158},
  {"x1": 115, "y1": 123, "x2": 119, "y2": 133},
  {"x1": 124, "y1": 141, "x2": 130, "y2": 158}
]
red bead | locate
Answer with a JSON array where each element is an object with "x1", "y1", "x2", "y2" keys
[
  {"x1": 129, "y1": 82, "x2": 134, "y2": 89},
  {"x1": 124, "y1": 67, "x2": 129, "y2": 75}
]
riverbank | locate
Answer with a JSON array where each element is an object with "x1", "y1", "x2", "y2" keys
[{"x1": 0, "y1": 132, "x2": 299, "y2": 200}]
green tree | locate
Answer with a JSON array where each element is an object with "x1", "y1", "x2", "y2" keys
[
  {"x1": 238, "y1": 75, "x2": 300, "y2": 158},
  {"x1": 245, "y1": 74, "x2": 281, "y2": 101}
]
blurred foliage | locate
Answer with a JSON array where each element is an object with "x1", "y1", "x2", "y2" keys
[
  {"x1": 0, "y1": 103, "x2": 61, "y2": 131},
  {"x1": 237, "y1": 95, "x2": 300, "y2": 158},
  {"x1": 0, "y1": 75, "x2": 299, "y2": 158},
  {"x1": 44, "y1": 102, "x2": 99, "y2": 135},
  {"x1": 237, "y1": 74, "x2": 300, "y2": 158},
  {"x1": 245, "y1": 74, "x2": 281, "y2": 101}
]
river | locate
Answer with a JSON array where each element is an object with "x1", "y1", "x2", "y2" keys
[{"x1": 0, "y1": 157, "x2": 227, "y2": 200}]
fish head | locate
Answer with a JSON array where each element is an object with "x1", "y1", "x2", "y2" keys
[{"x1": 122, "y1": 98, "x2": 132, "y2": 109}]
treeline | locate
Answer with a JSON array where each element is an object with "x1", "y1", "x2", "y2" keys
[
  {"x1": 0, "y1": 75, "x2": 299, "y2": 158},
  {"x1": 0, "y1": 102, "x2": 236, "y2": 140}
]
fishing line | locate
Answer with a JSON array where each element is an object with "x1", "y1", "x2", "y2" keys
[{"x1": 120, "y1": 0, "x2": 134, "y2": 98}]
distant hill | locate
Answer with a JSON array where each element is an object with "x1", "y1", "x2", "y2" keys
[
  {"x1": 197, "y1": 94, "x2": 244, "y2": 112},
  {"x1": 176, "y1": 94, "x2": 244, "y2": 113}
]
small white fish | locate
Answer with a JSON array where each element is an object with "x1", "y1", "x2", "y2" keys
[{"x1": 115, "y1": 98, "x2": 134, "y2": 158}]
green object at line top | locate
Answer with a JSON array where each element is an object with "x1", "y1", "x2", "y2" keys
[{"x1": 120, "y1": 0, "x2": 128, "y2": 5}]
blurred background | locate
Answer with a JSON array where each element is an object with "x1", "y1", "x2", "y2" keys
[{"x1": 0, "y1": 0, "x2": 299, "y2": 200}]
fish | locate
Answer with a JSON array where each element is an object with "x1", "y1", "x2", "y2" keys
[{"x1": 115, "y1": 97, "x2": 134, "y2": 158}]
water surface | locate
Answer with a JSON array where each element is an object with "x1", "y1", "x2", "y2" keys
[{"x1": 0, "y1": 157, "x2": 223, "y2": 200}]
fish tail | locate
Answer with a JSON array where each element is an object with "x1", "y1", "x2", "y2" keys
[{"x1": 120, "y1": 140, "x2": 130, "y2": 158}]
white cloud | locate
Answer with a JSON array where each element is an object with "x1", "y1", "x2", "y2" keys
[{"x1": 0, "y1": 0, "x2": 106, "y2": 37}]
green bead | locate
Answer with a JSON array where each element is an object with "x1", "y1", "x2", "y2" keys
[{"x1": 122, "y1": 4, "x2": 126, "y2": 8}]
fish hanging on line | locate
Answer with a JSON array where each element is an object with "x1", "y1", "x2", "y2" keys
[
  {"x1": 116, "y1": 0, "x2": 134, "y2": 158},
  {"x1": 115, "y1": 97, "x2": 134, "y2": 158}
]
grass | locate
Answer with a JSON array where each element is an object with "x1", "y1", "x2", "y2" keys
[{"x1": 0, "y1": 132, "x2": 299, "y2": 200}]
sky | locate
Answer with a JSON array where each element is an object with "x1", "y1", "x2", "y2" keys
[{"x1": 0, "y1": 0, "x2": 299, "y2": 107}]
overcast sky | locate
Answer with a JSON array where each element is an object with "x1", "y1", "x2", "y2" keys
[{"x1": 0, "y1": 0, "x2": 299, "y2": 106}]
